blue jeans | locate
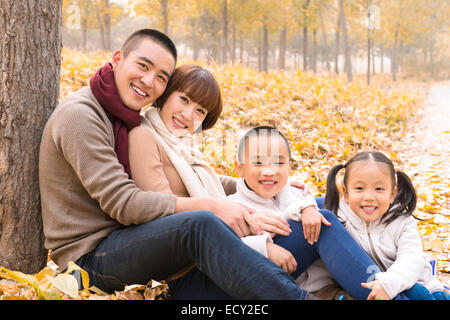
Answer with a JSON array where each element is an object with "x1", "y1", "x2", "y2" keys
[
  {"x1": 76, "y1": 210, "x2": 309, "y2": 299},
  {"x1": 403, "y1": 283, "x2": 450, "y2": 300}
]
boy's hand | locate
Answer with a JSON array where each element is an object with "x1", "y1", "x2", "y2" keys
[
  {"x1": 301, "y1": 206, "x2": 331, "y2": 245},
  {"x1": 290, "y1": 181, "x2": 311, "y2": 197},
  {"x1": 361, "y1": 280, "x2": 390, "y2": 300},
  {"x1": 266, "y1": 243, "x2": 297, "y2": 274}
]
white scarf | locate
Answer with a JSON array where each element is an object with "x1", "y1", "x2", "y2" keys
[
  {"x1": 141, "y1": 107, "x2": 226, "y2": 199},
  {"x1": 233, "y1": 178, "x2": 318, "y2": 221}
]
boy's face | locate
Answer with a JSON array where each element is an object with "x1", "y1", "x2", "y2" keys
[
  {"x1": 235, "y1": 134, "x2": 290, "y2": 198},
  {"x1": 112, "y1": 38, "x2": 175, "y2": 111}
]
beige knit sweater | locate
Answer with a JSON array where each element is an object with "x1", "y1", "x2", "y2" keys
[{"x1": 39, "y1": 87, "x2": 236, "y2": 270}]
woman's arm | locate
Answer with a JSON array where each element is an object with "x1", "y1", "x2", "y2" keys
[{"x1": 128, "y1": 125, "x2": 174, "y2": 193}]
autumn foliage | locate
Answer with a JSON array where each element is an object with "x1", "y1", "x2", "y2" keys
[{"x1": 1, "y1": 48, "x2": 448, "y2": 300}]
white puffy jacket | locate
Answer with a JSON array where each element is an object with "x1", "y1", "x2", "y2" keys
[{"x1": 298, "y1": 198, "x2": 445, "y2": 299}]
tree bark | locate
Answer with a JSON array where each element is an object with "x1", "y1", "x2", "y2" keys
[
  {"x1": 262, "y1": 22, "x2": 268, "y2": 73},
  {"x1": 279, "y1": 25, "x2": 286, "y2": 70},
  {"x1": 312, "y1": 28, "x2": 317, "y2": 73},
  {"x1": 161, "y1": 0, "x2": 169, "y2": 35},
  {"x1": 367, "y1": 27, "x2": 371, "y2": 85},
  {"x1": 104, "y1": 0, "x2": 111, "y2": 51},
  {"x1": 302, "y1": 0, "x2": 310, "y2": 71},
  {"x1": 0, "y1": 0, "x2": 62, "y2": 273},
  {"x1": 334, "y1": 8, "x2": 341, "y2": 75},
  {"x1": 221, "y1": 0, "x2": 228, "y2": 64},
  {"x1": 319, "y1": 9, "x2": 331, "y2": 72},
  {"x1": 339, "y1": 0, "x2": 352, "y2": 82},
  {"x1": 392, "y1": 24, "x2": 399, "y2": 81}
]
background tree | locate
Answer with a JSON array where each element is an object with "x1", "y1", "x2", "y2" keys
[{"x1": 0, "y1": 0, "x2": 62, "y2": 273}]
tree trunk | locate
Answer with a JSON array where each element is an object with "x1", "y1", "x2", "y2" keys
[
  {"x1": 302, "y1": 26, "x2": 308, "y2": 70},
  {"x1": 339, "y1": 0, "x2": 352, "y2": 82},
  {"x1": 319, "y1": 9, "x2": 331, "y2": 72},
  {"x1": 367, "y1": 27, "x2": 371, "y2": 85},
  {"x1": 262, "y1": 22, "x2": 268, "y2": 73},
  {"x1": 334, "y1": 8, "x2": 341, "y2": 75},
  {"x1": 392, "y1": 24, "x2": 399, "y2": 81},
  {"x1": 231, "y1": 22, "x2": 236, "y2": 63},
  {"x1": 94, "y1": 1, "x2": 106, "y2": 50},
  {"x1": 221, "y1": 0, "x2": 228, "y2": 64},
  {"x1": 161, "y1": 0, "x2": 169, "y2": 35},
  {"x1": 312, "y1": 28, "x2": 317, "y2": 73},
  {"x1": 279, "y1": 25, "x2": 286, "y2": 70},
  {"x1": 302, "y1": 0, "x2": 310, "y2": 71},
  {"x1": 0, "y1": 0, "x2": 62, "y2": 273},
  {"x1": 104, "y1": 0, "x2": 111, "y2": 51},
  {"x1": 239, "y1": 30, "x2": 244, "y2": 64},
  {"x1": 81, "y1": 0, "x2": 90, "y2": 51}
]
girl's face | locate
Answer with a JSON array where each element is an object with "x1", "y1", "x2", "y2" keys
[
  {"x1": 159, "y1": 91, "x2": 208, "y2": 137},
  {"x1": 343, "y1": 160, "x2": 397, "y2": 223}
]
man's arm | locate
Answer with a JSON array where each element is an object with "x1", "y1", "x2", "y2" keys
[{"x1": 53, "y1": 103, "x2": 177, "y2": 225}]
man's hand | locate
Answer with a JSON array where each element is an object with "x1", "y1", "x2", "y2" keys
[
  {"x1": 266, "y1": 243, "x2": 297, "y2": 274},
  {"x1": 361, "y1": 280, "x2": 390, "y2": 300},
  {"x1": 301, "y1": 206, "x2": 331, "y2": 245}
]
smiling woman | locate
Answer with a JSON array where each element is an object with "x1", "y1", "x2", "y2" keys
[{"x1": 155, "y1": 64, "x2": 223, "y2": 132}]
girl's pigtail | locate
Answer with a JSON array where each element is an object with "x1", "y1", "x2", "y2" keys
[
  {"x1": 384, "y1": 170, "x2": 418, "y2": 224},
  {"x1": 324, "y1": 164, "x2": 345, "y2": 214}
]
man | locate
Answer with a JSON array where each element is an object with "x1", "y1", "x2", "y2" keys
[{"x1": 39, "y1": 29, "x2": 315, "y2": 299}]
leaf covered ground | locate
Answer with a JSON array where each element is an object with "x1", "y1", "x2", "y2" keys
[{"x1": 1, "y1": 49, "x2": 447, "y2": 299}]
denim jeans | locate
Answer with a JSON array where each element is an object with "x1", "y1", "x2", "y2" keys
[
  {"x1": 76, "y1": 199, "x2": 406, "y2": 300},
  {"x1": 402, "y1": 283, "x2": 450, "y2": 300},
  {"x1": 76, "y1": 210, "x2": 309, "y2": 300}
]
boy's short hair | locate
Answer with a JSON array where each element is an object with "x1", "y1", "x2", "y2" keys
[
  {"x1": 121, "y1": 29, "x2": 177, "y2": 62},
  {"x1": 237, "y1": 126, "x2": 291, "y2": 164}
]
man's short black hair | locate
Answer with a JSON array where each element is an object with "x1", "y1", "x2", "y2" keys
[
  {"x1": 121, "y1": 29, "x2": 177, "y2": 62},
  {"x1": 237, "y1": 126, "x2": 291, "y2": 164}
]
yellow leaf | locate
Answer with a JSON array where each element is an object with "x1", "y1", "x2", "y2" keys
[
  {"x1": 65, "y1": 261, "x2": 90, "y2": 295},
  {"x1": 50, "y1": 274, "x2": 79, "y2": 299}
]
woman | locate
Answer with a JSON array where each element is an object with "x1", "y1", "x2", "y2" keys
[{"x1": 128, "y1": 64, "x2": 404, "y2": 300}]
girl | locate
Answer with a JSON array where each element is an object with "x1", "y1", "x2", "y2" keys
[{"x1": 324, "y1": 151, "x2": 449, "y2": 300}]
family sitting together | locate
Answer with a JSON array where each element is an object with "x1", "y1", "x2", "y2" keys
[{"x1": 39, "y1": 29, "x2": 449, "y2": 300}]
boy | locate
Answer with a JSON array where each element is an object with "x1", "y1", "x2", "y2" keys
[{"x1": 228, "y1": 126, "x2": 332, "y2": 273}]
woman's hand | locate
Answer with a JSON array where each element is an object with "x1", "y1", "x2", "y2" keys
[
  {"x1": 252, "y1": 211, "x2": 292, "y2": 237},
  {"x1": 301, "y1": 206, "x2": 331, "y2": 245},
  {"x1": 361, "y1": 280, "x2": 390, "y2": 300},
  {"x1": 266, "y1": 243, "x2": 297, "y2": 274},
  {"x1": 204, "y1": 198, "x2": 262, "y2": 238}
]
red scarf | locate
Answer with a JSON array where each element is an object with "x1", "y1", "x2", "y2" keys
[{"x1": 90, "y1": 62, "x2": 141, "y2": 178}]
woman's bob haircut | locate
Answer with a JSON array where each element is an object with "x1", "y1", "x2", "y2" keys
[{"x1": 155, "y1": 64, "x2": 223, "y2": 131}]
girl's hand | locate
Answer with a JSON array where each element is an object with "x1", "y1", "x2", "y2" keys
[
  {"x1": 252, "y1": 211, "x2": 292, "y2": 237},
  {"x1": 301, "y1": 206, "x2": 331, "y2": 245},
  {"x1": 361, "y1": 280, "x2": 390, "y2": 300},
  {"x1": 266, "y1": 243, "x2": 297, "y2": 274}
]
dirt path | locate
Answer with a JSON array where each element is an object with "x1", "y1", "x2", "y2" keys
[{"x1": 399, "y1": 82, "x2": 450, "y2": 287}]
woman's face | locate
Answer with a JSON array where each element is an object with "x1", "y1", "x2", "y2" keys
[{"x1": 159, "y1": 91, "x2": 208, "y2": 136}]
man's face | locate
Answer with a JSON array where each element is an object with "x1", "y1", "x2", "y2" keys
[{"x1": 111, "y1": 39, "x2": 176, "y2": 111}]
